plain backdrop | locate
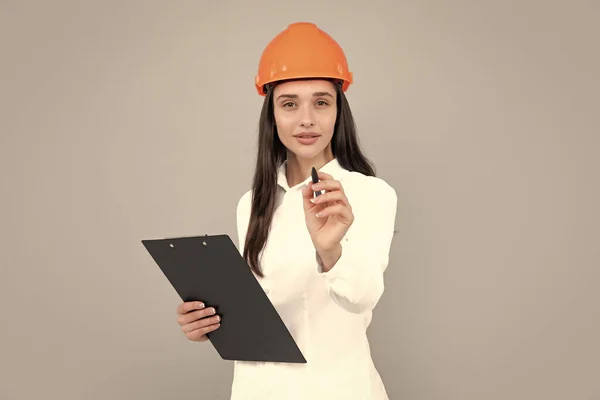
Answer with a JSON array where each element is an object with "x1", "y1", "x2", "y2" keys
[{"x1": 1, "y1": 1, "x2": 599, "y2": 399}]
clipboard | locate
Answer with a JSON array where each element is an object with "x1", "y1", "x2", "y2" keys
[{"x1": 141, "y1": 234, "x2": 306, "y2": 364}]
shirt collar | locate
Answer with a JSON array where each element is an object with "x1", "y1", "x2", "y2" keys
[{"x1": 277, "y1": 158, "x2": 347, "y2": 192}]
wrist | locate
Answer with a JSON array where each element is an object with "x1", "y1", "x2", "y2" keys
[{"x1": 316, "y1": 243, "x2": 342, "y2": 272}]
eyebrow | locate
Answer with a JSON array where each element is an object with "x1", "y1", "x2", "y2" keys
[{"x1": 276, "y1": 92, "x2": 334, "y2": 100}]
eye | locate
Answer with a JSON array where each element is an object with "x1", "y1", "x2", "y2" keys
[
  {"x1": 315, "y1": 100, "x2": 329, "y2": 107},
  {"x1": 282, "y1": 101, "x2": 296, "y2": 108}
]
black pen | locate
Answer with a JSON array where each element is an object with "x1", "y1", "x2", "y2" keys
[{"x1": 311, "y1": 167, "x2": 321, "y2": 197}]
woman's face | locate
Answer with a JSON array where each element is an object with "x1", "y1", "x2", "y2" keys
[{"x1": 272, "y1": 79, "x2": 337, "y2": 160}]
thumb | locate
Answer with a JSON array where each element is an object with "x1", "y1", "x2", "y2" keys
[{"x1": 302, "y1": 182, "x2": 317, "y2": 213}]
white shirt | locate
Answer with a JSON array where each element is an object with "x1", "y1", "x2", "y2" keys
[{"x1": 230, "y1": 158, "x2": 398, "y2": 400}]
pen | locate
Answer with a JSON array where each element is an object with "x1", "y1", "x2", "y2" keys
[{"x1": 311, "y1": 167, "x2": 321, "y2": 197}]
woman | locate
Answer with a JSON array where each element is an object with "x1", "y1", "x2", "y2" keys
[{"x1": 176, "y1": 22, "x2": 397, "y2": 399}]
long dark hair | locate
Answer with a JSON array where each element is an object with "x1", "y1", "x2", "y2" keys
[{"x1": 243, "y1": 81, "x2": 376, "y2": 277}]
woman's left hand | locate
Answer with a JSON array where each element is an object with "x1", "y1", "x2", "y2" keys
[{"x1": 302, "y1": 171, "x2": 354, "y2": 253}]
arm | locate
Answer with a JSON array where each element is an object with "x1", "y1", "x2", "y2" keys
[
  {"x1": 235, "y1": 190, "x2": 252, "y2": 256},
  {"x1": 316, "y1": 180, "x2": 398, "y2": 314}
]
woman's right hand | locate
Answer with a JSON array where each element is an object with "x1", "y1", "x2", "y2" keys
[{"x1": 176, "y1": 301, "x2": 221, "y2": 342}]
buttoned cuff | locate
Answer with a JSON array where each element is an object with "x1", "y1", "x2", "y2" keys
[{"x1": 316, "y1": 235, "x2": 350, "y2": 275}]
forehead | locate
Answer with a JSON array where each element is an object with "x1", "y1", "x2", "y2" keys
[{"x1": 273, "y1": 79, "x2": 336, "y2": 97}]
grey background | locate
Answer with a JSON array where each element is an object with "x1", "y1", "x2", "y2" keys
[{"x1": 1, "y1": 1, "x2": 598, "y2": 399}]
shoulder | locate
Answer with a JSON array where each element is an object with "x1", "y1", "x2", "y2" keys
[
  {"x1": 236, "y1": 189, "x2": 253, "y2": 218},
  {"x1": 342, "y1": 171, "x2": 397, "y2": 206},
  {"x1": 341, "y1": 171, "x2": 398, "y2": 235}
]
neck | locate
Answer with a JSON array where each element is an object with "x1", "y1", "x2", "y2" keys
[{"x1": 285, "y1": 147, "x2": 334, "y2": 188}]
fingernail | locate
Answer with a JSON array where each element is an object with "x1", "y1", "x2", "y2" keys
[
  {"x1": 211, "y1": 308, "x2": 216, "y2": 314},
  {"x1": 310, "y1": 198, "x2": 316, "y2": 203},
  {"x1": 198, "y1": 302, "x2": 204, "y2": 309},
  {"x1": 216, "y1": 315, "x2": 221, "y2": 322}
]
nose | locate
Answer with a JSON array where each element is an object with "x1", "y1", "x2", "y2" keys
[{"x1": 299, "y1": 104, "x2": 315, "y2": 127}]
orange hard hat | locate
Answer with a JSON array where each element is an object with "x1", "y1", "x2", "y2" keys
[{"x1": 255, "y1": 22, "x2": 353, "y2": 96}]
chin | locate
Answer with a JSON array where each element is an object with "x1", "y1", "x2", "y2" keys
[{"x1": 291, "y1": 146, "x2": 326, "y2": 159}]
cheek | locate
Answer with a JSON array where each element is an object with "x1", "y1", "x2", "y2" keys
[
  {"x1": 274, "y1": 113, "x2": 295, "y2": 137},
  {"x1": 322, "y1": 114, "x2": 337, "y2": 137}
]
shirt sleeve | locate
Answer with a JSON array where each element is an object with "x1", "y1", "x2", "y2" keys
[
  {"x1": 236, "y1": 190, "x2": 252, "y2": 256},
  {"x1": 316, "y1": 178, "x2": 398, "y2": 314}
]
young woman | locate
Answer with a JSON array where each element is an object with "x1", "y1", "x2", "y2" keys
[{"x1": 175, "y1": 22, "x2": 397, "y2": 399}]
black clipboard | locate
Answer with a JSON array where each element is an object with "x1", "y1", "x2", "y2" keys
[{"x1": 141, "y1": 234, "x2": 306, "y2": 364}]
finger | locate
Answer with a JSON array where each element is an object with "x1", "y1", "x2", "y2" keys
[
  {"x1": 315, "y1": 171, "x2": 334, "y2": 181},
  {"x1": 177, "y1": 307, "x2": 216, "y2": 326},
  {"x1": 315, "y1": 203, "x2": 354, "y2": 222},
  {"x1": 302, "y1": 178, "x2": 343, "y2": 200},
  {"x1": 185, "y1": 323, "x2": 221, "y2": 341},
  {"x1": 312, "y1": 179, "x2": 343, "y2": 194},
  {"x1": 310, "y1": 190, "x2": 350, "y2": 208},
  {"x1": 182, "y1": 314, "x2": 221, "y2": 333},
  {"x1": 302, "y1": 182, "x2": 319, "y2": 212},
  {"x1": 177, "y1": 301, "x2": 205, "y2": 315},
  {"x1": 178, "y1": 307, "x2": 216, "y2": 326}
]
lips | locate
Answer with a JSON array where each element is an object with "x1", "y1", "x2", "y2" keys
[
  {"x1": 295, "y1": 135, "x2": 320, "y2": 145},
  {"x1": 293, "y1": 132, "x2": 320, "y2": 138}
]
